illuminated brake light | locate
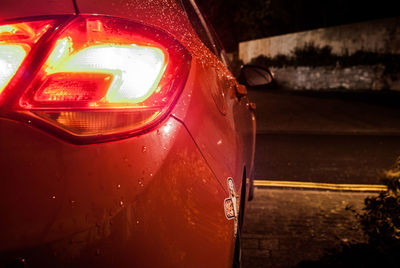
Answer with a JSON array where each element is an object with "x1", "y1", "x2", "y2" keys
[
  {"x1": 17, "y1": 16, "x2": 191, "y2": 143},
  {"x1": 0, "y1": 45, "x2": 27, "y2": 94},
  {"x1": 43, "y1": 43, "x2": 166, "y2": 104},
  {"x1": 0, "y1": 21, "x2": 54, "y2": 96}
]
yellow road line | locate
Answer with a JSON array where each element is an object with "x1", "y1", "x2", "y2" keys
[{"x1": 254, "y1": 180, "x2": 387, "y2": 192}]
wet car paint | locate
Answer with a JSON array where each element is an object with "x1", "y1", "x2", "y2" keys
[
  {"x1": 77, "y1": 0, "x2": 256, "y2": 217},
  {"x1": 0, "y1": 116, "x2": 233, "y2": 267},
  {"x1": 0, "y1": 0, "x2": 256, "y2": 266}
]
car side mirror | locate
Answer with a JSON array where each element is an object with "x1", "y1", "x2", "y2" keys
[{"x1": 239, "y1": 65, "x2": 274, "y2": 87}]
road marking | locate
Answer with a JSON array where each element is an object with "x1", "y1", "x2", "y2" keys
[{"x1": 254, "y1": 180, "x2": 386, "y2": 192}]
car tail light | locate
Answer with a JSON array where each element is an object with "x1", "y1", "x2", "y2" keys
[
  {"x1": 0, "y1": 20, "x2": 54, "y2": 96},
  {"x1": 0, "y1": 16, "x2": 191, "y2": 143}
]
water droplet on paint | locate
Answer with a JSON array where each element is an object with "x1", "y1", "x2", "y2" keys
[{"x1": 138, "y1": 177, "x2": 144, "y2": 187}]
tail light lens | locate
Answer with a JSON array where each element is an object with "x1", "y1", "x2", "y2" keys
[
  {"x1": 1, "y1": 16, "x2": 191, "y2": 143},
  {"x1": 0, "y1": 20, "x2": 54, "y2": 95}
]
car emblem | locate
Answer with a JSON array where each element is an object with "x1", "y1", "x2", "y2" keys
[
  {"x1": 224, "y1": 198, "x2": 235, "y2": 219},
  {"x1": 224, "y1": 177, "x2": 239, "y2": 236}
]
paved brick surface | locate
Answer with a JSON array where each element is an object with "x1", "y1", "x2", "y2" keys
[{"x1": 242, "y1": 187, "x2": 374, "y2": 268}]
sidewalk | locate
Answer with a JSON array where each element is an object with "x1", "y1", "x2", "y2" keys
[{"x1": 242, "y1": 187, "x2": 372, "y2": 268}]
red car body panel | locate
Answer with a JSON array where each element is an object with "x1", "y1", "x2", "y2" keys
[
  {"x1": 0, "y1": 0, "x2": 75, "y2": 20},
  {"x1": 0, "y1": 116, "x2": 233, "y2": 267},
  {"x1": 0, "y1": 0, "x2": 256, "y2": 266},
  {"x1": 77, "y1": 0, "x2": 256, "y2": 188}
]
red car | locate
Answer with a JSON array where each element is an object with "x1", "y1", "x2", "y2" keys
[{"x1": 0, "y1": 0, "x2": 256, "y2": 267}]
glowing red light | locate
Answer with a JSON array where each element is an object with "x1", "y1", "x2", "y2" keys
[
  {"x1": 33, "y1": 73, "x2": 113, "y2": 103},
  {"x1": 0, "y1": 21, "x2": 53, "y2": 96},
  {"x1": 16, "y1": 16, "x2": 191, "y2": 142}
]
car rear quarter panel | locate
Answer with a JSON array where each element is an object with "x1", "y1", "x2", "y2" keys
[
  {"x1": 77, "y1": 0, "x2": 256, "y2": 233},
  {"x1": 75, "y1": 0, "x2": 255, "y2": 213},
  {"x1": 0, "y1": 116, "x2": 234, "y2": 267},
  {"x1": 172, "y1": 57, "x2": 250, "y2": 188}
]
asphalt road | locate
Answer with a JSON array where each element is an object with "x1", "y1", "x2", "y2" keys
[
  {"x1": 248, "y1": 89, "x2": 400, "y2": 184},
  {"x1": 255, "y1": 133, "x2": 400, "y2": 184}
]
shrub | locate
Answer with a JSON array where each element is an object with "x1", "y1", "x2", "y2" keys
[
  {"x1": 297, "y1": 157, "x2": 400, "y2": 267},
  {"x1": 292, "y1": 43, "x2": 336, "y2": 67},
  {"x1": 359, "y1": 157, "x2": 400, "y2": 251}
]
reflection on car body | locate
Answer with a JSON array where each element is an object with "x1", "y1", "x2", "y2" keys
[{"x1": 0, "y1": 0, "x2": 256, "y2": 267}]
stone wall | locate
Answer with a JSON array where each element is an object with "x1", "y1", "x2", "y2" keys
[
  {"x1": 238, "y1": 17, "x2": 400, "y2": 91},
  {"x1": 239, "y1": 17, "x2": 400, "y2": 64},
  {"x1": 269, "y1": 64, "x2": 400, "y2": 91}
]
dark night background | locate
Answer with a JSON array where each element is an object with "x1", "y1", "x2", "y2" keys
[{"x1": 196, "y1": 0, "x2": 400, "y2": 52}]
